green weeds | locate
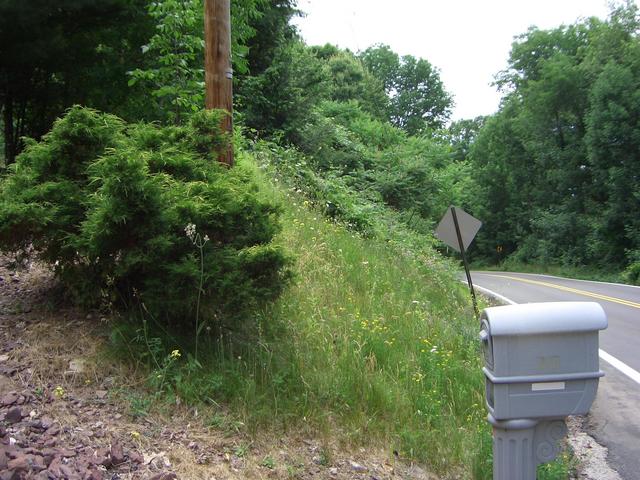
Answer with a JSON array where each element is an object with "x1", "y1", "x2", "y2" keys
[{"x1": 108, "y1": 150, "x2": 576, "y2": 478}]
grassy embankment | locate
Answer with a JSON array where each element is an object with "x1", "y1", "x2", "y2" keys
[{"x1": 112, "y1": 147, "x2": 574, "y2": 479}]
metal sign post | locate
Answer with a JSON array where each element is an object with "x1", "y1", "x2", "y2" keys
[
  {"x1": 451, "y1": 207, "x2": 479, "y2": 318},
  {"x1": 435, "y1": 205, "x2": 482, "y2": 319}
]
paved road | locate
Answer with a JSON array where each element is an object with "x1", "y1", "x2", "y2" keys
[{"x1": 471, "y1": 271, "x2": 640, "y2": 480}]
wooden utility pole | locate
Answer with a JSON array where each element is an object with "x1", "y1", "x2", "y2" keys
[{"x1": 204, "y1": 0, "x2": 234, "y2": 166}]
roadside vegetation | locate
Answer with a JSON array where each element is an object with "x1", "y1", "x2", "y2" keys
[
  {"x1": 465, "y1": 4, "x2": 640, "y2": 284},
  {"x1": 471, "y1": 260, "x2": 628, "y2": 285},
  {"x1": 1, "y1": 0, "x2": 638, "y2": 479}
]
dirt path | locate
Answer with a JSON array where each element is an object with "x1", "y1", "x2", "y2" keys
[{"x1": 0, "y1": 254, "x2": 438, "y2": 480}]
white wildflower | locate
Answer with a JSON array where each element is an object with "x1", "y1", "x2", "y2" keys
[{"x1": 184, "y1": 223, "x2": 196, "y2": 241}]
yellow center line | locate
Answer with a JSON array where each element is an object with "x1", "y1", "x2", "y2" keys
[{"x1": 489, "y1": 275, "x2": 640, "y2": 310}]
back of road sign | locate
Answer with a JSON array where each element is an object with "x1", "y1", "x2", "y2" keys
[{"x1": 435, "y1": 206, "x2": 482, "y2": 252}]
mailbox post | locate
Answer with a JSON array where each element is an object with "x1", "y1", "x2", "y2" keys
[{"x1": 480, "y1": 302, "x2": 607, "y2": 480}]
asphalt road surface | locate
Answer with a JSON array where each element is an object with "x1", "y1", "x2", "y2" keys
[{"x1": 471, "y1": 272, "x2": 640, "y2": 480}]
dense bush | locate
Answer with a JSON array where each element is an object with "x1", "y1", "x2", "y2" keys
[
  {"x1": 0, "y1": 106, "x2": 290, "y2": 324},
  {"x1": 290, "y1": 101, "x2": 465, "y2": 235}
]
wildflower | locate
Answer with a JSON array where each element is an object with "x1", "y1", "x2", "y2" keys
[
  {"x1": 53, "y1": 386, "x2": 65, "y2": 399},
  {"x1": 203, "y1": 234, "x2": 210, "y2": 242},
  {"x1": 184, "y1": 223, "x2": 196, "y2": 241},
  {"x1": 130, "y1": 430, "x2": 141, "y2": 440},
  {"x1": 170, "y1": 349, "x2": 181, "y2": 359}
]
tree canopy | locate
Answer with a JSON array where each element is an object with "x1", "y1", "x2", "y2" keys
[
  {"x1": 360, "y1": 44, "x2": 453, "y2": 135},
  {"x1": 468, "y1": 3, "x2": 640, "y2": 274}
]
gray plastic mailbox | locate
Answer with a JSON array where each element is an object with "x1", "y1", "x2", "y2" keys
[
  {"x1": 480, "y1": 302, "x2": 608, "y2": 480},
  {"x1": 480, "y1": 301, "x2": 606, "y2": 420}
]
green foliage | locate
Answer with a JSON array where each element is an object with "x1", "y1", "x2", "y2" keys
[
  {"x1": 128, "y1": 0, "x2": 205, "y2": 124},
  {"x1": 241, "y1": 0, "x2": 299, "y2": 75},
  {"x1": 468, "y1": 4, "x2": 640, "y2": 275},
  {"x1": 238, "y1": 41, "x2": 332, "y2": 141},
  {"x1": 278, "y1": 99, "x2": 464, "y2": 236},
  {"x1": 360, "y1": 44, "x2": 453, "y2": 134},
  {"x1": 447, "y1": 117, "x2": 486, "y2": 162},
  {"x1": 0, "y1": 107, "x2": 290, "y2": 325},
  {"x1": 624, "y1": 251, "x2": 640, "y2": 285},
  {"x1": 321, "y1": 48, "x2": 389, "y2": 120},
  {"x1": 108, "y1": 147, "x2": 489, "y2": 475},
  {"x1": 0, "y1": 0, "x2": 154, "y2": 162}
]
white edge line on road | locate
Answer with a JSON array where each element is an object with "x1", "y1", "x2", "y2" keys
[
  {"x1": 474, "y1": 284, "x2": 517, "y2": 305},
  {"x1": 473, "y1": 282, "x2": 640, "y2": 387},
  {"x1": 598, "y1": 349, "x2": 640, "y2": 385}
]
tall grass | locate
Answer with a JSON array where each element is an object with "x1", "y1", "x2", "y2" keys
[
  {"x1": 109, "y1": 150, "x2": 494, "y2": 476},
  {"x1": 159, "y1": 155, "x2": 494, "y2": 477}
]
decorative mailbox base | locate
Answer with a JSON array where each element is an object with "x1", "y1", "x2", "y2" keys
[{"x1": 489, "y1": 415, "x2": 568, "y2": 480}]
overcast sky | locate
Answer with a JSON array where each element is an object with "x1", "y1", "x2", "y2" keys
[{"x1": 293, "y1": 0, "x2": 622, "y2": 121}]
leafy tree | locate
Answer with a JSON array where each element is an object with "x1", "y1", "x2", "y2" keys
[
  {"x1": 0, "y1": 0, "x2": 153, "y2": 163},
  {"x1": 586, "y1": 58, "x2": 640, "y2": 265},
  {"x1": 128, "y1": 0, "x2": 205, "y2": 124},
  {"x1": 447, "y1": 117, "x2": 486, "y2": 162},
  {"x1": 360, "y1": 44, "x2": 452, "y2": 135},
  {"x1": 242, "y1": 0, "x2": 299, "y2": 75},
  {"x1": 128, "y1": 0, "x2": 268, "y2": 124},
  {"x1": 238, "y1": 41, "x2": 331, "y2": 141},
  {"x1": 468, "y1": 3, "x2": 640, "y2": 271},
  {"x1": 323, "y1": 49, "x2": 389, "y2": 120}
]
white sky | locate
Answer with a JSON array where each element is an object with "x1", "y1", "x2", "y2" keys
[{"x1": 293, "y1": 0, "x2": 622, "y2": 121}]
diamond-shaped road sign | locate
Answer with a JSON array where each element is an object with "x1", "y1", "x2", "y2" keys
[{"x1": 435, "y1": 206, "x2": 482, "y2": 253}]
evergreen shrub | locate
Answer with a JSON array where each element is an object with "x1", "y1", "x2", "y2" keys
[{"x1": 0, "y1": 106, "x2": 290, "y2": 324}]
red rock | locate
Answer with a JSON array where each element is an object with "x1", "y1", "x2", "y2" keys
[
  {"x1": 58, "y1": 464, "x2": 80, "y2": 479},
  {"x1": 94, "y1": 390, "x2": 108, "y2": 400},
  {"x1": 92, "y1": 453, "x2": 107, "y2": 469},
  {"x1": 47, "y1": 457, "x2": 66, "y2": 477},
  {"x1": 129, "y1": 451, "x2": 144, "y2": 464},
  {"x1": 85, "y1": 469, "x2": 104, "y2": 480},
  {"x1": 0, "y1": 471, "x2": 17, "y2": 480},
  {"x1": 43, "y1": 438, "x2": 57, "y2": 448},
  {"x1": 40, "y1": 417, "x2": 54, "y2": 429},
  {"x1": 1, "y1": 392, "x2": 19, "y2": 406},
  {"x1": 7, "y1": 454, "x2": 28, "y2": 472},
  {"x1": 57, "y1": 448, "x2": 76, "y2": 458},
  {"x1": 109, "y1": 443, "x2": 124, "y2": 465},
  {"x1": 4, "y1": 407, "x2": 22, "y2": 424},
  {"x1": 4, "y1": 445, "x2": 18, "y2": 459},
  {"x1": 28, "y1": 454, "x2": 46, "y2": 471},
  {"x1": 41, "y1": 452, "x2": 54, "y2": 467},
  {"x1": 148, "y1": 473, "x2": 178, "y2": 480}
]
